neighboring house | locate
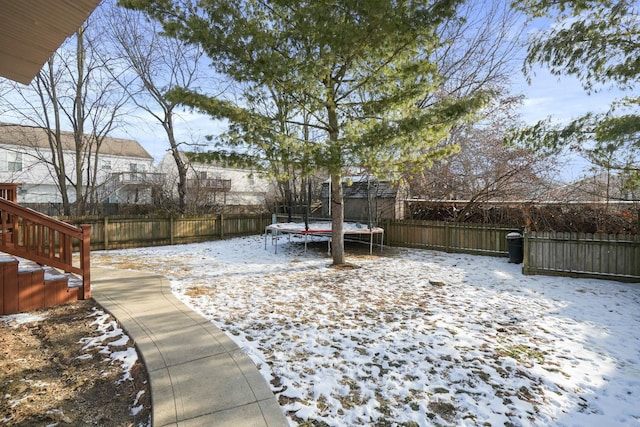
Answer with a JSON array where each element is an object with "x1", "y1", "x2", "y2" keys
[
  {"x1": 0, "y1": 123, "x2": 158, "y2": 205},
  {"x1": 553, "y1": 172, "x2": 640, "y2": 202},
  {"x1": 157, "y1": 152, "x2": 275, "y2": 209},
  {"x1": 320, "y1": 176, "x2": 408, "y2": 223}
]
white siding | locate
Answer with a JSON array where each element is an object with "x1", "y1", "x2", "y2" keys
[
  {"x1": 0, "y1": 143, "x2": 154, "y2": 204},
  {"x1": 158, "y1": 152, "x2": 274, "y2": 206}
]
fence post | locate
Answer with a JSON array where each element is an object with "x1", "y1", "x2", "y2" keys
[
  {"x1": 103, "y1": 216, "x2": 109, "y2": 250},
  {"x1": 170, "y1": 216, "x2": 175, "y2": 245},
  {"x1": 522, "y1": 231, "x2": 530, "y2": 275},
  {"x1": 220, "y1": 214, "x2": 225, "y2": 239},
  {"x1": 80, "y1": 224, "x2": 91, "y2": 300},
  {"x1": 444, "y1": 222, "x2": 451, "y2": 252}
]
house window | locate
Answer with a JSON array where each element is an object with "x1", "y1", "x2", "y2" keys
[
  {"x1": 200, "y1": 171, "x2": 208, "y2": 180},
  {"x1": 8, "y1": 152, "x2": 22, "y2": 172},
  {"x1": 129, "y1": 163, "x2": 142, "y2": 181},
  {"x1": 247, "y1": 175, "x2": 255, "y2": 186},
  {"x1": 0, "y1": 151, "x2": 22, "y2": 172},
  {"x1": 129, "y1": 163, "x2": 146, "y2": 174},
  {"x1": 102, "y1": 160, "x2": 111, "y2": 170}
]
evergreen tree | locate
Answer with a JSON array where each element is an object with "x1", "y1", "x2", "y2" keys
[
  {"x1": 122, "y1": 0, "x2": 490, "y2": 264},
  {"x1": 513, "y1": 0, "x2": 640, "y2": 193}
]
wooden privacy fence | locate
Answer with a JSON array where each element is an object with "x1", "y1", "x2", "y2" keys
[
  {"x1": 524, "y1": 232, "x2": 640, "y2": 282},
  {"x1": 66, "y1": 214, "x2": 271, "y2": 250},
  {"x1": 382, "y1": 219, "x2": 517, "y2": 256},
  {"x1": 56, "y1": 215, "x2": 638, "y2": 282},
  {"x1": 382, "y1": 219, "x2": 640, "y2": 282}
]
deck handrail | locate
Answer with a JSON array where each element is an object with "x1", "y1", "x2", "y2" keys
[
  {"x1": 187, "y1": 178, "x2": 232, "y2": 191},
  {"x1": 0, "y1": 197, "x2": 90, "y2": 299},
  {"x1": 0, "y1": 183, "x2": 18, "y2": 203},
  {"x1": 95, "y1": 171, "x2": 165, "y2": 202}
]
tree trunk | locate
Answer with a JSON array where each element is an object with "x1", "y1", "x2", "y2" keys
[
  {"x1": 172, "y1": 146, "x2": 187, "y2": 214},
  {"x1": 326, "y1": 78, "x2": 345, "y2": 265},
  {"x1": 324, "y1": 76, "x2": 344, "y2": 265},
  {"x1": 330, "y1": 171, "x2": 344, "y2": 265},
  {"x1": 305, "y1": 177, "x2": 311, "y2": 231},
  {"x1": 74, "y1": 25, "x2": 86, "y2": 216},
  {"x1": 41, "y1": 62, "x2": 71, "y2": 216},
  {"x1": 286, "y1": 178, "x2": 293, "y2": 222},
  {"x1": 165, "y1": 114, "x2": 188, "y2": 214}
]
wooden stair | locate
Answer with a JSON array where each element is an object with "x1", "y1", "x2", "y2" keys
[
  {"x1": 0, "y1": 183, "x2": 90, "y2": 315},
  {"x1": 0, "y1": 254, "x2": 81, "y2": 315}
]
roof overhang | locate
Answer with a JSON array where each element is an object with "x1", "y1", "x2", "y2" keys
[{"x1": 0, "y1": 0, "x2": 101, "y2": 85}]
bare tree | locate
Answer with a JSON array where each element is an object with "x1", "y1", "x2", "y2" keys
[
  {"x1": 102, "y1": 1, "x2": 211, "y2": 214},
  {"x1": 410, "y1": 96, "x2": 558, "y2": 218},
  {"x1": 406, "y1": 0, "x2": 559, "y2": 214},
  {"x1": 422, "y1": 0, "x2": 525, "y2": 107},
  {"x1": 1, "y1": 14, "x2": 130, "y2": 215}
]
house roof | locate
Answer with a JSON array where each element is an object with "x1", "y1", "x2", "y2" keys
[
  {"x1": 0, "y1": 123, "x2": 153, "y2": 160},
  {"x1": 0, "y1": 0, "x2": 100, "y2": 84},
  {"x1": 553, "y1": 172, "x2": 639, "y2": 202}
]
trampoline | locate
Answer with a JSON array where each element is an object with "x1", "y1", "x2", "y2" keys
[{"x1": 264, "y1": 221, "x2": 384, "y2": 254}]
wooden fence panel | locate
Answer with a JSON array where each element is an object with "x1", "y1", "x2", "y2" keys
[
  {"x1": 524, "y1": 232, "x2": 640, "y2": 282},
  {"x1": 384, "y1": 220, "x2": 639, "y2": 282},
  {"x1": 383, "y1": 219, "x2": 518, "y2": 256},
  {"x1": 174, "y1": 216, "x2": 220, "y2": 243},
  {"x1": 66, "y1": 214, "x2": 270, "y2": 250},
  {"x1": 225, "y1": 214, "x2": 270, "y2": 237},
  {"x1": 101, "y1": 217, "x2": 171, "y2": 248}
]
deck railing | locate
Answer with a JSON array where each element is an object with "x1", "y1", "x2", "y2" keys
[
  {"x1": 0, "y1": 183, "x2": 18, "y2": 203},
  {"x1": 187, "y1": 178, "x2": 232, "y2": 191},
  {"x1": 96, "y1": 172, "x2": 166, "y2": 202},
  {"x1": 0, "y1": 197, "x2": 91, "y2": 299}
]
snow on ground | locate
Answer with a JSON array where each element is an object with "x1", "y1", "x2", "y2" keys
[
  {"x1": 1, "y1": 306, "x2": 145, "y2": 421},
  {"x1": 79, "y1": 308, "x2": 140, "y2": 384},
  {"x1": 1, "y1": 308, "x2": 140, "y2": 385},
  {"x1": 0, "y1": 313, "x2": 47, "y2": 326},
  {"x1": 92, "y1": 235, "x2": 640, "y2": 426}
]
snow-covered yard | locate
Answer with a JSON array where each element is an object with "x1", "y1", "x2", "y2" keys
[{"x1": 92, "y1": 235, "x2": 640, "y2": 426}]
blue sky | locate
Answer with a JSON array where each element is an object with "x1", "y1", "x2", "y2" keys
[
  {"x1": 513, "y1": 66, "x2": 624, "y2": 181},
  {"x1": 517, "y1": 68, "x2": 618, "y2": 125}
]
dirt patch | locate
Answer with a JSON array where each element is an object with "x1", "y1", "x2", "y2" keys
[{"x1": 0, "y1": 300, "x2": 151, "y2": 426}]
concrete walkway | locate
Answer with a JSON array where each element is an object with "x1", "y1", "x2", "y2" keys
[{"x1": 92, "y1": 267, "x2": 289, "y2": 427}]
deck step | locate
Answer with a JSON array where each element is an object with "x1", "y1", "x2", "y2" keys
[{"x1": 1, "y1": 254, "x2": 80, "y2": 315}]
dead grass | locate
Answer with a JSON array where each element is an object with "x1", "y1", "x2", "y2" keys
[{"x1": 0, "y1": 300, "x2": 151, "y2": 426}]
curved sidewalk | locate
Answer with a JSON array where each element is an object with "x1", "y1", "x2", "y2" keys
[{"x1": 92, "y1": 267, "x2": 289, "y2": 427}]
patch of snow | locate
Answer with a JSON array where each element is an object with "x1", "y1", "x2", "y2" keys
[
  {"x1": 111, "y1": 348, "x2": 138, "y2": 383},
  {"x1": 0, "y1": 313, "x2": 47, "y2": 326},
  {"x1": 78, "y1": 308, "x2": 138, "y2": 384},
  {"x1": 131, "y1": 390, "x2": 146, "y2": 416}
]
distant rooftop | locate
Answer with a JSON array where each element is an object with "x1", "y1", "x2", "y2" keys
[{"x1": 0, "y1": 123, "x2": 153, "y2": 160}]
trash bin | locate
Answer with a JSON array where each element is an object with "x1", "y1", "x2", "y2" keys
[{"x1": 506, "y1": 232, "x2": 523, "y2": 264}]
